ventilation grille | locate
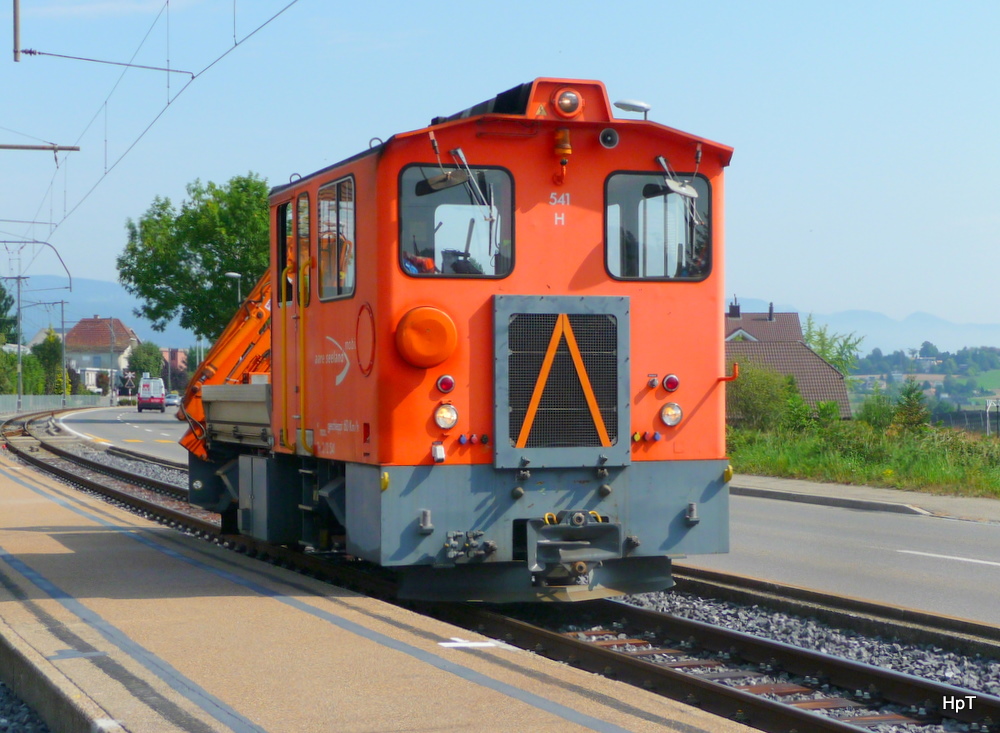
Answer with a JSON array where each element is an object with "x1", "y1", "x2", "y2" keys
[{"x1": 508, "y1": 313, "x2": 618, "y2": 448}]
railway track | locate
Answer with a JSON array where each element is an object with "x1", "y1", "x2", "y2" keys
[
  {"x1": 0, "y1": 409, "x2": 395, "y2": 596},
  {"x1": 5, "y1": 409, "x2": 1000, "y2": 732},
  {"x1": 2, "y1": 409, "x2": 210, "y2": 530},
  {"x1": 432, "y1": 599, "x2": 1000, "y2": 732}
]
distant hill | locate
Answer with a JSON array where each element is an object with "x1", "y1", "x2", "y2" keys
[
  {"x1": 18, "y1": 275, "x2": 199, "y2": 348},
  {"x1": 732, "y1": 298, "x2": 1000, "y2": 355}
]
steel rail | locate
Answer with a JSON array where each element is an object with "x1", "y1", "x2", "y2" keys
[
  {"x1": 433, "y1": 603, "x2": 864, "y2": 732},
  {"x1": 2, "y1": 410, "x2": 211, "y2": 532},
  {"x1": 2, "y1": 410, "x2": 398, "y2": 600},
  {"x1": 595, "y1": 599, "x2": 1000, "y2": 728},
  {"x1": 22, "y1": 412, "x2": 188, "y2": 499}
]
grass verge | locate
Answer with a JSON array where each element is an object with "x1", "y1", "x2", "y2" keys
[{"x1": 727, "y1": 422, "x2": 1000, "y2": 498}]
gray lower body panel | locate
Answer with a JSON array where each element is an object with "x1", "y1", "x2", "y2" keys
[{"x1": 347, "y1": 458, "x2": 728, "y2": 585}]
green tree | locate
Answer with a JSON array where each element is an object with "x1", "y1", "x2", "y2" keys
[
  {"x1": 117, "y1": 173, "x2": 270, "y2": 340},
  {"x1": 0, "y1": 352, "x2": 15, "y2": 393},
  {"x1": 803, "y1": 315, "x2": 864, "y2": 377},
  {"x1": 919, "y1": 341, "x2": 940, "y2": 358},
  {"x1": 128, "y1": 341, "x2": 165, "y2": 380},
  {"x1": 19, "y1": 353, "x2": 45, "y2": 395},
  {"x1": 891, "y1": 378, "x2": 930, "y2": 432},
  {"x1": 30, "y1": 327, "x2": 63, "y2": 394},
  {"x1": 0, "y1": 282, "x2": 15, "y2": 345}
]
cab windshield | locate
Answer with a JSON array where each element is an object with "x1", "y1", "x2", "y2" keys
[
  {"x1": 606, "y1": 173, "x2": 710, "y2": 280},
  {"x1": 399, "y1": 165, "x2": 513, "y2": 277}
]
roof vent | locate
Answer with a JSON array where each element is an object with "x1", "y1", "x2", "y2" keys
[
  {"x1": 727, "y1": 296, "x2": 740, "y2": 319},
  {"x1": 768, "y1": 302, "x2": 774, "y2": 321}
]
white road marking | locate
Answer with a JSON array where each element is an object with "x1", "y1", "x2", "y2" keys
[
  {"x1": 57, "y1": 419, "x2": 89, "y2": 440},
  {"x1": 439, "y1": 637, "x2": 497, "y2": 648},
  {"x1": 899, "y1": 550, "x2": 1000, "y2": 568}
]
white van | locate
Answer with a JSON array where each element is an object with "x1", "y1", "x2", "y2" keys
[{"x1": 137, "y1": 374, "x2": 166, "y2": 413}]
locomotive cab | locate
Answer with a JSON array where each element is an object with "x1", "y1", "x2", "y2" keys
[{"x1": 186, "y1": 78, "x2": 733, "y2": 602}]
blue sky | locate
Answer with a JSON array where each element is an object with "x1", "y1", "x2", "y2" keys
[{"x1": 3, "y1": 0, "x2": 1000, "y2": 344}]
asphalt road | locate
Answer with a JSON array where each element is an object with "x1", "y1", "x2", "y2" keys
[
  {"x1": 60, "y1": 406, "x2": 189, "y2": 465},
  {"x1": 684, "y1": 495, "x2": 1000, "y2": 626}
]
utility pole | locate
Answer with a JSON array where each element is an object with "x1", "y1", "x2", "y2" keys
[
  {"x1": 15, "y1": 275, "x2": 22, "y2": 410},
  {"x1": 0, "y1": 242, "x2": 72, "y2": 411},
  {"x1": 107, "y1": 317, "x2": 116, "y2": 406},
  {"x1": 13, "y1": 0, "x2": 20, "y2": 62},
  {"x1": 60, "y1": 300, "x2": 66, "y2": 407}
]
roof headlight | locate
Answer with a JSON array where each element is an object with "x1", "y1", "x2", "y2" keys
[
  {"x1": 553, "y1": 88, "x2": 584, "y2": 118},
  {"x1": 660, "y1": 402, "x2": 683, "y2": 427},
  {"x1": 434, "y1": 403, "x2": 459, "y2": 430}
]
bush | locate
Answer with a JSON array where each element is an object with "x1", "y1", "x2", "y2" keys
[
  {"x1": 781, "y1": 392, "x2": 812, "y2": 432},
  {"x1": 727, "y1": 361, "x2": 794, "y2": 431},
  {"x1": 856, "y1": 383, "x2": 895, "y2": 430}
]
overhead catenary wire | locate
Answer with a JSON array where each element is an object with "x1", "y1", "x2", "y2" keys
[
  {"x1": 20, "y1": 49, "x2": 194, "y2": 79},
  {"x1": 20, "y1": 0, "x2": 173, "y2": 238},
  {"x1": 16, "y1": 0, "x2": 302, "y2": 249}
]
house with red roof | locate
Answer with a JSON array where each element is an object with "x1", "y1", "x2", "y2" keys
[
  {"x1": 725, "y1": 299, "x2": 851, "y2": 419},
  {"x1": 64, "y1": 316, "x2": 139, "y2": 393}
]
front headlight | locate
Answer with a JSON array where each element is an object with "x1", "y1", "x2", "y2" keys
[
  {"x1": 434, "y1": 403, "x2": 459, "y2": 430},
  {"x1": 553, "y1": 87, "x2": 584, "y2": 118},
  {"x1": 660, "y1": 402, "x2": 683, "y2": 427}
]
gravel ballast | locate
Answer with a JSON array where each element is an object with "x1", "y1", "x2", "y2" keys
[{"x1": 625, "y1": 590, "x2": 1000, "y2": 696}]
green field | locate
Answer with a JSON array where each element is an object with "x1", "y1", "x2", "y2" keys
[{"x1": 973, "y1": 368, "x2": 1000, "y2": 391}]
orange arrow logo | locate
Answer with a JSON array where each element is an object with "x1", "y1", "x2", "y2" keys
[{"x1": 515, "y1": 313, "x2": 611, "y2": 448}]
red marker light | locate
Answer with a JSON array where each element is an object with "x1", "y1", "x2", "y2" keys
[
  {"x1": 662, "y1": 374, "x2": 680, "y2": 392},
  {"x1": 436, "y1": 375, "x2": 455, "y2": 393}
]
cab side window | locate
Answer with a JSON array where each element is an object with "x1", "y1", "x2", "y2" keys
[
  {"x1": 318, "y1": 177, "x2": 356, "y2": 299},
  {"x1": 297, "y1": 193, "x2": 311, "y2": 306},
  {"x1": 276, "y1": 202, "x2": 294, "y2": 304}
]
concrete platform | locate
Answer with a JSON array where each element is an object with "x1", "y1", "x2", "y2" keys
[{"x1": 0, "y1": 450, "x2": 754, "y2": 733}]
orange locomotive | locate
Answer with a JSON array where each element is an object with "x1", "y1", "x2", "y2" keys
[{"x1": 185, "y1": 78, "x2": 734, "y2": 602}]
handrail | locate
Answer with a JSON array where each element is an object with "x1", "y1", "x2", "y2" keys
[
  {"x1": 297, "y1": 256, "x2": 315, "y2": 455},
  {"x1": 279, "y1": 263, "x2": 296, "y2": 451}
]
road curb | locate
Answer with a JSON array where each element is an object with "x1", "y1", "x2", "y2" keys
[
  {"x1": 730, "y1": 485, "x2": 932, "y2": 516},
  {"x1": 0, "y1": 616, "x2": 124, "y2": 733}
]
